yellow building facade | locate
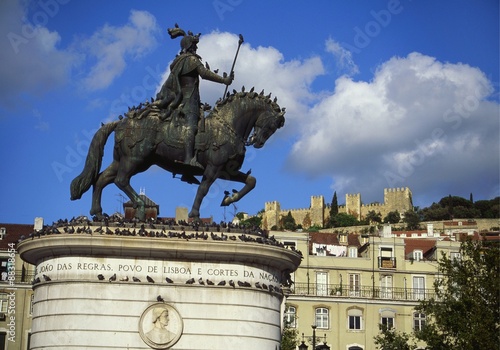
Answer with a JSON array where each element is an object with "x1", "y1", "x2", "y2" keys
[
  {"x1": 0, "y1": 224, "x2": 35, "y2": 350},
  {"x1": 273, "y1": 225, "x2": 462, "y2": 350}
]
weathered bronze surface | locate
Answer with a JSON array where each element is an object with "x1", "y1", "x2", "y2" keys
[{"x1": 70, "y1": 25, "x2": 285, "y2": 221}]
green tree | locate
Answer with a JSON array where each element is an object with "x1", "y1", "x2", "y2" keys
[
  {"x1": 328, "y1": 191, "x2": 339, "y2": 226},
  {"x1": 403, "y1": 210, "x2": 420, "y2": 230},
  {"x1": 281, "y1": 325, "x2": 299, "y2": 350},
  {"x1": 383, "y1": 210, "x2": 401, "y2": 224},
  {"x1": 331, "y1": 213, "x2": 359, "y2": 227},
  {"x1": 281, "y1": 211, "x2": 297, "y2": 231},
  {"x1": 365, "y1": 210, "x2": 382, "y2": 224},
  {"x1": 415, "y1": 237, "x2": 500, "y2": 349},
  {"x1": 240, "y1": 215, "x2": 262, "y2": 228},
  {"x1": 474, "y1": 197, "x2": 500, "y2": 218},
  {"x1": 374, "y1": 324, "x2": 418, "y2": 350}
]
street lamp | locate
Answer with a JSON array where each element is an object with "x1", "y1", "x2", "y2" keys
[
  {"x1": 299, "y1": 325, "x2": 330, "y2": 350},
  {"x1": 312, "y1": 325, "x2": 317, "y2": 349}
]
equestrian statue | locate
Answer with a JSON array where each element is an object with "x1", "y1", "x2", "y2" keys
[{"x1": 70, "y1": 25, "x2": 285, "y2": 221}]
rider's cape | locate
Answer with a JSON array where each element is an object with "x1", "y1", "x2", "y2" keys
[{"x1": 156, "y1": 53, "x2": 202, "y2": 116}]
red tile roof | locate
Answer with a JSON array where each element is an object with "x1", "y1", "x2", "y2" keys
[
  {"x1": 0, "y1": 223, "x2": 33, "y2": 250},
  {"x1": 404, "y1": 238, "x2": 437, "y2": 258}
]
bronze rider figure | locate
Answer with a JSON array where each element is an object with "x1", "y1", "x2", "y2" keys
[{"x1": 155, "y1": 25, "x2": 234, "y2": 170}]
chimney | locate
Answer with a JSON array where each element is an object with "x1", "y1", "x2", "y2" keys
[
  {"x1": 34, "y1": 217, "x2": 44, "y2": 232},
  {"x1": 382, "y1": 224, "x2": 392, "y2": 237},
  {"x1": 427, "y1": 223, "x2": 434, "y2": 237}
]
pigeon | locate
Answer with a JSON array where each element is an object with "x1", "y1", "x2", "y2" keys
[
  {"x1": 97, "y1": 274, "x2": 105, "y2": 281},
  {"x1": 217, "y1": 280, "x2": 226, "y2": 286},
  {"x1": 109, "y1": 273, "x2": 116, "y2": 282},
  {"x1": 32, "y1": 277, "x2": 41, "y2": 284},
  {"x1": 43, "y1": 274, "x2": 51, "y2": 281},
  {"x1": 146, "y1": 276, "x2": 155, "y2": 283},
  {"x1": 132, "y1": 277, "x2": 141, "y2": 282},
  {"x1": 198, "y1": 277, "x2": 205, "y2": 285},
  {"x1": 229, "y1": 280, "x2": 235, "y2": 288},
  {"x1": 157, "y1": 295, "x2": 164, "y2": 302},
  {"x1": 186, "y1": 278, "x2": 195, "y2": 284},
  {"x1": 255, "y1": 282, "x2": 262, "y2": 289},
  {"x1": 165, "y1": 277, "x2": 174, "y2": 283},
  {"x1": 206, "y1": 279, "x2": 214, "y2": 285}
]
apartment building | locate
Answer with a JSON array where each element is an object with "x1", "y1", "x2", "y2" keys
[
  {"x1": 0, "y1": 224, "x2": 35, "y2": 350},
  {"x1": 274, "y1": 224, "x2": 463, "y2": 350}
]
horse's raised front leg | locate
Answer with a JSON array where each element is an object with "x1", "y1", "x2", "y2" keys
[
  {"x1": 189, "y1": 164, "x2": 220, "y2": 219},
  {"x1": 221, "y1": 170, "x2": 256, "y2": 206},
  {"x1": 90, "y1": 160, "x2": 119, "y2": 218},
  {"x1": 114, "y1": 159, "x2": 145, "y2": 221}
]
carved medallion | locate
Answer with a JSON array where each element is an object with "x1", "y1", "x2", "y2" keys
[{"x1": 139, "y1": 303, "x2": 183, "y2": 349}]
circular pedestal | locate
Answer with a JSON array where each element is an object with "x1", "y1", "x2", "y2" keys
[{"x1": 19, "y1": 231, "x2": 301, "y2": 349}]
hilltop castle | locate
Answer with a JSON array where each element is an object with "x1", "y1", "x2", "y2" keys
[{"x1": 262, "y1": 187, "x2": 413, "y2": 229}]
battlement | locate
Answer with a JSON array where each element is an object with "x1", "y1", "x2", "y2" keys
[
  {"x1": 263, "y1": 188, "x2": 412, "y2": 230},
  {"x1": 362, "y1": 202, "x2": 383, "y2": 208},
  {"x1": 384, "y1": 187, "x2": 410, "y2": 193}
]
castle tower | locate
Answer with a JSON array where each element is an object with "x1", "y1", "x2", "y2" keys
[
  {"x1": 263, "y1": 201, "x2": 281, "y2": 230},
  {"x1": 310, "y1": 195, "x2": 325, "y2": 227},
  {"x1": 345, "y1": 193, "x2": 361, "y2": 220},
  {"x1": 384, "y1": 187, "x2": 413, "y2": 215}
]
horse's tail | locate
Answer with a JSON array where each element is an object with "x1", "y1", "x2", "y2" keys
[{"x1": 70, "y1": 121, "x2": 119, "y2": 200}]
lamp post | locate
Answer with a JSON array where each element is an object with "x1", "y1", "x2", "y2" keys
[
  {"x1": 299, "y1": 325, "x2": 330, "y2": 349},
  {"x1": 312, "y1": 325, "x2": 317, "y2": 350}
]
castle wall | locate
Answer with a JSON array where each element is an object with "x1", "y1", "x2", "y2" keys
[{"x1": 263, "y1": 188, "x2": 414, "y2": 229}]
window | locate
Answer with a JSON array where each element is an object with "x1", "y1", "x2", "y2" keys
[
  {"x1": 348, "y1": 308, "x2": 363, "y2": 330},
  {"x1": 315, "y1": 246, "x2": 326, "y2": 256},
  {"x1": 30, "y1": 294, "x2": 34, "y2": 315},
  {"x1": 339, "y1": 234, "x2": 347, "y2": 243},
  {"x1": 349, "y1": 273, "x2": 360, "y2": 297},
  {"x1": 315, "y1": 308, "x2": 329, "y2": 329},
  {"x1": 316, "y1": 272, "x2": 328, "y2": 296},
  {"x1": 284, "y1": 305, "x2": 296, "y2": 328},
  {"x1": 348, "y1": 247, "x2": 358, "y2": 258},
  {"x1": 413, "y1": 312, "x2": 426, "y2": 331},
  {"x1": 413, "y1": 276, "x2": 425, "y2": 300},
  {"x1": 0, "y1": 332, "x2": 5, "y2": 350},
  {"x1": 380, "y1": 308, "x2": 396, "y2": 329},
  {"x1": 450, "y1": 252, "x2": 461, "y2": 261},
  {"x1": 379, "y1": 247, "x2": 396, "y2": 268},
  {"x1": 0, "y1": 259, "x2": 8, "y2": 282},
  {"x1": 380, "y1": 275, "x2": 393, "y2": 299},
  {"x1": 0, "y1": 294, "x2": 7, "y2": 313},
  {"x1": 413, "y1": 250, "x2": 423, "y2": 262}
]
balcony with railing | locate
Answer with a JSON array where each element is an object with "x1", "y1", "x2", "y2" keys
[
  {"x1": 378, "y1": 256, "x2": 396, "y2": 269},
  {"x1": 0, "y1": 270, "x2": 36, "y2": 285},
  {"x1": 290, "y1": 282, "x2": 434, "y2": 301}
]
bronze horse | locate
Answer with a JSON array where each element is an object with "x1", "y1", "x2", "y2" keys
[{"x1": 70, "y1": 89, "x2": 285, "y2": 220}]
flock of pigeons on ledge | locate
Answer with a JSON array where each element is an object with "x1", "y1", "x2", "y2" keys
[
  {"x1": 20, "y1": 215, "x2": 303, "y2": 257},
  {"x1": 34, "y1": 272, "x2": 289, "y2": 296}
]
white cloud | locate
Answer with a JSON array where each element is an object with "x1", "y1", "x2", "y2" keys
[
  {"x1": 325, "y1": 38, "x2": 359, "y2": 76},
  {"x1": 80, "y1": 10, "x2": 160, "y2": 91},
  {"x1": 0, "y1": 0, "x2": 75, "y2": 108},
  {"x1": 157, "y1": 31, "x2": 325, "y2": 137},
  {"x1": 0, "y1": 2, "x2": 160, "y2": 109},
  {"x1": 287, "y1": 52, "x2": 499, "y2": 201}
]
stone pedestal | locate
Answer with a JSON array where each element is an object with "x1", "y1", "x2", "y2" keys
[{"x1": 18, "y1": 229, "x2": 301, "y2": 349}]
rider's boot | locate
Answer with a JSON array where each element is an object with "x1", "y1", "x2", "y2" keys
[{"x1": 184, "y1": 130, "x2": 204, "y2": 170}]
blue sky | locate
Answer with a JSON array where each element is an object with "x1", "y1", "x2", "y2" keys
[{"x1": 0, "y1": 0, "x2": 498, "y2": 225}]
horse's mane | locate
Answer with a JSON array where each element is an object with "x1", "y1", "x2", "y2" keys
[
  {"x1": 121, "y1": 87, "x2": 283, "y2": 122},
  {"x1": 212, "y1": 87, "x2": 282, "y2": 114}
]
